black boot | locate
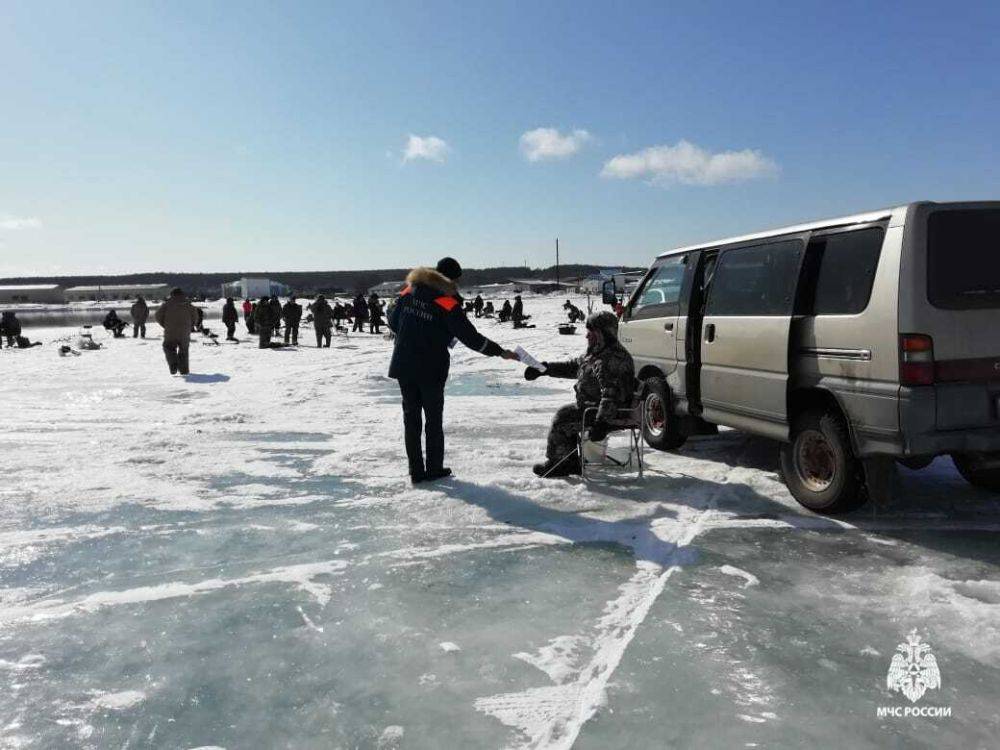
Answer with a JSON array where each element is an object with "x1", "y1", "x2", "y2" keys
[
  {"x1": 422, "y1": 467, "x2": 452, "y2": 482},
  {"x1": 533, "y1": 454, "x2": 581, "y2": 478}
]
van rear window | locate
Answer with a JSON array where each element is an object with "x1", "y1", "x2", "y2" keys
[{"x1": 928, "y1": 209, "x2": 1000, "y2": 309}]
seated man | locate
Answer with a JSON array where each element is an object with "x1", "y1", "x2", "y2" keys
[
  {"x1": 524, "y1": 311, "x2": 636, "y2": 477},
  {"x1": 103, "y1": 310, "x2": 128, "y2": 337},
  {"x1": 563, "y1": 300, "x2": 585, "y2": 323}
]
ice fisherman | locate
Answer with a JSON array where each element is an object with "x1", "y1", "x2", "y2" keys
[
  {"x1": 310, "y1": 295, "x2": 334, "y2": 347},
  {"x1": 222, "y1": 298, "x2": 239, "y2": 341},
  {"x1": 388, "y1": 256, "x2": 517, "y2": 484},
  {"x1": 130, "y1": 296, "x2": 149, "y2": 338},
  {"x1": 524, "y1": 311, "x2": 636, "y2": 477},
  {"x1": 563, "y1": 299, "x2": 585, "y2": 323},
  {"x1": 0, "y1": 311, "x2": 22, "y2": 348},
  {"x1": 154, "y1": 288, "x2": 199, "y2": 375},
  {"x1": 103, "y1": 309, "x2": 127, "y2": 338},
  {"x1": 255, "y1": 295, "x2": 277, "y2": 349},
  {"x1": 282, "y1": 296, "x2": 302, "y2": 345}
]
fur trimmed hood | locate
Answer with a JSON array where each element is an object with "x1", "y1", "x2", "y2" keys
[{"x1": 406, "y1": 267, "x2": 458, "y2": 296}]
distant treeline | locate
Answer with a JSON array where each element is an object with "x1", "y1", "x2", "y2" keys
[{"x1": 0, "y1": 264, "x2": 644, "y2": 297}]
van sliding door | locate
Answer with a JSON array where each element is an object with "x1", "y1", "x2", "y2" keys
[{"x1": 698, "y1": 238, "x2": 805, "y2": 440}]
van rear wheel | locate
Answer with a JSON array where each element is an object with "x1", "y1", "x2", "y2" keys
[
  {"x1": 780, "y1": 408, "x2": 865, "y2": 514},
  {"x1": 952, "y1": 453, "x2": 1000, "y2": 492},
  {"x1": 642, "y1": 377, "x2": 685, "y2": 451}
]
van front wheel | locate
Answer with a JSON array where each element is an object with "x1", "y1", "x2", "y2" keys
[
  {"x1": 642, "y1": 377, "x2": 685, "y2": 451},
  {"x1": 952, "y1": 453, "x2": 1000, "y2": 492},
  {"x1": 780, "y1": 409, "x2": 864, "y2": 514}
]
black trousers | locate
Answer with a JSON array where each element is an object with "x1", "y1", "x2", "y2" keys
[
  {"x1": 225, "y1": 322, "x2": 236, "y2": 339},
  {"x1": 259, "y1": 329, "x2": 272, "y2": 349},
  {"x1": 133, "y1": 323, "x2": 146, "y2": 338},
  {"x1": 399, "y1": 378, "x2": 446, "y2": 476},
  {"x1": 316, "y1": 325, "x2": 331, "y2": 347},
  {"x1": 162, "y1": 338, "x2": 190, "y2": 374},
  {"x1": 284, "y1": 322, "x2": 299, "y2": 344}
]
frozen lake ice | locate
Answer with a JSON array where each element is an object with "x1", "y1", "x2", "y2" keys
[{"x1": 1, "y1": 295, "x2": 998, "y2": 748}]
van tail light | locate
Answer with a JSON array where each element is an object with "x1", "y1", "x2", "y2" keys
[{"x1": 900, "y1": 334, "x2": 935, "y2": 386}]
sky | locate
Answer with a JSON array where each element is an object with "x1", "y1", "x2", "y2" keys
[{"x1": 1, "y1": 0, "x2": 999, "y2": 277}]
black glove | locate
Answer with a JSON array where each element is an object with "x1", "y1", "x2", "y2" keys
[
  {"x1": 524, "y1": 366, "x2": 545, "y2": 381},
  {"x1": 588, "y1": 421, "x2": 611, "y2": 442}
]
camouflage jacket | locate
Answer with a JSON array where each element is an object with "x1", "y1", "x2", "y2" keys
[{"x1": 547, "y1": 340, "x2": 636, "y2": 421}]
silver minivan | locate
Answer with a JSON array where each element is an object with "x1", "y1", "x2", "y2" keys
[{"x1": 611, "y1": 201, "x2": 1000, "y2": 513}]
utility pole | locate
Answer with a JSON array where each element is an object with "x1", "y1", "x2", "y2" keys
[{"x1": 555, "y1": 238, "x2": 560, "y2": 289}]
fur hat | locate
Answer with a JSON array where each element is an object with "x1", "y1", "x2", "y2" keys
[{"x1": 586, "y1": 310, "x2": 619, "y2": 339}]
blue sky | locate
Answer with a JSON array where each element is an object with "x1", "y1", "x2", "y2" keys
[{"x1": 1, "y1": 0, "x2": 998, "y2": 276}]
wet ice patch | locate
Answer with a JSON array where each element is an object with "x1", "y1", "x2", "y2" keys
[{"x1": 439, "y1": 642, "x2": 461, "y2": 653}]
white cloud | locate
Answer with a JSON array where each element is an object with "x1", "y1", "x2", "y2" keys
[
  {"x1": 600, "y1": 140, "x2": 778, "y2": 186},
  {"x1": 402, "y1": 134, "x2": 450, "y2": 163},
  {"x1": 519, "y1": 127, "x2": 592, "y2": 162},
  {"x1": 0, "y1": 215, "x2": 42, "y2": 230}
]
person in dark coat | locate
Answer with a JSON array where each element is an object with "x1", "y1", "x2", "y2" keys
[
  {"x1": 222, "y1": 298, "x2": 239, "y2": 341},
  {"x1": 368, "y1": 294, "x2": 384, "y2": 335},
  {"x1": 310, "y1": 295, "x2": 334, "y2": 347},
  {"x1": 498, "y1": 299, "x2": 512, "y2": 323},
  {"x1": 255, "y1": 296, "x2": 276, "y2": 349},
  {"x1": 512, "y1": 295, "x2": 526, "y2": 325},
  {"x1": 282, "y1": 296, "x2": 303, "y2": 345},
  {"x1": 192, "y1": 305, "x2": 205, "y2": 334},
  {"x1": 388, "y1": 257, "x2": 517, "y2": 484},
  {"x1": 130, "y1": 296, "x2": 149, "y2": 338},
  {"x1": 242, "y1": 298, "x2": 255, "y2": 334},
  {"x1": 524, "y1": 311, "x2": 636, "y2": 477},
  {"x1": 269, "y1": 296, "x2": 282, "y2": 336},
  {"x1": 483, "y1": 300, "x2": 495, "y2": 318},
  {"x1": 154, "y1": 288, "x2": 199, "y2": 374},
  {"x1": 103, "y1": 310, "x2": 127, "y2": 338},
  {"x1": 352, "y1": 293, "x2": 369, "y2": 333},
  {"x1": 563, "y1": 300, "x2": 585, "y2": 323},
  {"x1": 0, "y1": 311, "x2": 22, "y2": 347},
  {"x1": 332, "y1": 301, "x2": 345, "y2": 328},
  {"x1": 473, "y1": 294, "x2": 484, "y2": 318}
]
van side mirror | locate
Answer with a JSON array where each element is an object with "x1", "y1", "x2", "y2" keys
[{"x1": 601, "y1": 280, "x2": 617, "y2": 306}]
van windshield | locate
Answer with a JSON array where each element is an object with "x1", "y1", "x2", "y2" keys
[{"x1": 928, "y1": 209, "x2": 1000, "y2": 309}]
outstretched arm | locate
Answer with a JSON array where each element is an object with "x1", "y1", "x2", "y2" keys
[
  {"x1": 545, "y1": 359, "x2": 581, "y2": 379},
  {"x1": 444, "y1": 305, "x2": 504, "y2": 357}
]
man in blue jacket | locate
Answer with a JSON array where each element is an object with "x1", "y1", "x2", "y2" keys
[{"x1": 388, "y1": 257, "x2": 517, "y2": 484}]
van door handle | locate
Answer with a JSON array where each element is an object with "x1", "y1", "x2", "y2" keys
[
  {"x1": 664, "y1": 322, "x2": 674, "y2": 332},
  {"x1": 705, "y1": 323, "x2": 715, "y2": 343}
]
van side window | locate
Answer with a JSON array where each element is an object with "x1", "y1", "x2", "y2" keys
[
  {"x1": 629, "y1": 255, "x2": 686, "y2": 320},
  {"x1": 799, "y1": 227, "x2": 884, "y2": 315},
  {"x1": 706, "y1": 240, "x2": 802, "y2": 316}
]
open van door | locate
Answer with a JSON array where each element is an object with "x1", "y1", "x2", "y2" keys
[
  {"x1": 697, "y1": 238, "x2": 806, "y2": 440},
  {"x1": 618, "y1": 255, "x2": 688, "y2": 376}
]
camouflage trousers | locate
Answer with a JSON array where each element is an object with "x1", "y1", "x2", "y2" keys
[{"x1": 546, "y1": 404, "x2": 594, "y2": 462}]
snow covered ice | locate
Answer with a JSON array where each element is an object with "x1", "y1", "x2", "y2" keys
[{"x1": 1, "y1": 295, "x2": 999, "y2": 749}]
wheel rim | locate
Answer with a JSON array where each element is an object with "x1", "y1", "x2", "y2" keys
[
  {"x1": 794, "y1": 430, "x2": 836, "y2": 492},
  {"x1": 644, "y1": 392, "x2": 666, "y2": 438}
]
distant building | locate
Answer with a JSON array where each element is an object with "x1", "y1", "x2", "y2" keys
[
  {"x1": 460, "y1": 282, "x2": 518, "y2": 297},
  {"x1": 579, "y1": 269, "x2": 645, "y2": 294},
  {"x1": 367, "y1": 280, "x2": 407, "y2": 296},
  {"x1": 220, "y1": 277, "x2": 291, "y2": 299},
  {"x1": 222, "y1": 277, "x2": 292, "y2": 299},
  {"x1": 506, "y1": 278, "x2": 578, "y2": 294},
  {"x1": 64, "y1": 284, "x2": 170, "y2": 302},
  {"x1": 0, "y1": 284, "x2": 65, "y2": 304}
]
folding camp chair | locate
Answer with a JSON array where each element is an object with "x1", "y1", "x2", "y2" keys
[{"x1": 579, "y1": 391, "x2": 645, "y2": 479}]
